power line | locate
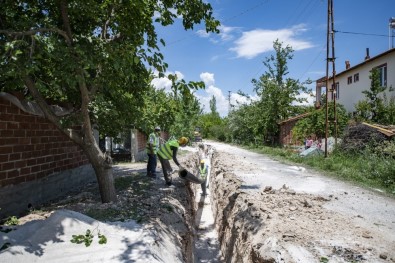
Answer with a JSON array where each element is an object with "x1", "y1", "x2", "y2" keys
[
  {"x1": 334, "y1": 29, "x2": 394, "y2": 38},
  {"x1": 222, "y1": 0, "x2": 270, "y2": 23}
]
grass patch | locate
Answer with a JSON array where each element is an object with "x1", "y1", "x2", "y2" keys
[{"x1": 114, "y1": 173, "x2": 152, "y2": 193}]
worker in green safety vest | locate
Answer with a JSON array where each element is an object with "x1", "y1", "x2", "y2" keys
[
  {"x1": 157, "y1": 136, "x2": 189, "y2": 186},
  {"x1": 199, "y1": 159, "x2": 208, "y2": 195},
  {"x1": 146, "y1": 126, "x2": 161, "y2": 177}
]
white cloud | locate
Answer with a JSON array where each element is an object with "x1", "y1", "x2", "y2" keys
[
  {"x1": 293, "y1": 90, "x2": 316, "y2": 106},
  {"x1": 196, "y1": 29, "x2": 210, "y2": 38},
  {"x1": 219, "y1": 25, "x2": 239, "y2": 41},
  {"x1": 196, "y1": 24, "x2": 239, "y2": 43},
  {"x1": 151, "y1": 70, "x2": 185, "y2": 93},
  {"x1": 151, "y1": 77, "x2": 172, "y2": 91},
  {"x1": 152, "y1": 71, "x2": 258, "y2": 117},
  {"x1": 199, "y1": 72, "x2": 215, "y2": 86},
  {"x1": 196, "y1": 72, "x2": 259, "y2": 117},
  {"x1": 230, "y1": 24, "x2": 314, "y2": 59},
  {"x1": 197, "y1": 85, "x2": 229, "y2": 117}
]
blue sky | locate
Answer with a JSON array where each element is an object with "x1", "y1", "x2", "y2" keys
[{"x1": 151, "y1": 0, "x2": 395, "y2": 117}]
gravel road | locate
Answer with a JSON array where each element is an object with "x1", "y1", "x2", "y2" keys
[{"x1": 207, "y1": 140, "x2": 395, "y2": 262}]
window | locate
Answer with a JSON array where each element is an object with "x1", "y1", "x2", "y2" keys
[
  {"x1": 347, "y1": 76, "x2": 352, "y2": 84},
  {"x1": 377, "y1": 64, "x2": 387, "y2": 86},
  {"x1": 331, "y1": 82, "x2": 340, "y2": 100},
  {"x1": 354, "y1": 73, "x2": 359, "y2": 82}
]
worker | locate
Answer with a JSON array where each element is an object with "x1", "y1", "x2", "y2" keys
[
  {"x1": 157, "y1": 136, "x2": 189, "y2": 186},
  {"x1": 146, "y1": 126, "x2": 161, "y2": 178},
  {"x1": 199, "y1": 159, "x2": 208, "y2": 195}
]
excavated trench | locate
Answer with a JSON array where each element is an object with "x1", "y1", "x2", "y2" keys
[
  {"x1": 181, "y1": 144, "x2": 269, "y2": 263},
  {"x1": 182, "y1": 143, "x2": 395, "y2": 263}
]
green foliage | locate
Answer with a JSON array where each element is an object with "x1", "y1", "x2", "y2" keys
[
  {"x1": 71, "y1": 229, "x2": 94, "y2": 247},
  {"x1": 209, "y1": 95, "x2": 218, "y2": 115},
  {"x1": 292, "y1": 104, "x2": 349, "y2": 143},
  {"x1": 70, "y1": 229, "x2": 107, "y2": 247},
  {"x1": 226, "y1": 39, "x2": 312, "y2": 145},
  {"x1": 0, "y1": 0, "x2": 219, "y2": 202},
  {"x1": 227, "y1": 103, "x2": 257, "y2": 144},
  {"x1": 0, "y1": 242, "x2": 11, "y2": 251},
  {"x1": 354, "y1": 68, "x2": 395, "y2": 124},
  {"x1": 4, "y1": 216, "x2": 19, "y2": 226}
]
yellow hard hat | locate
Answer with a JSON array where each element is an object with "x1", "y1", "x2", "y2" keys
[
  {"x1": 200, "y1": 159, "x2": 205, "y2": 164},
  {"x1": 178, "y1": 137, "x2": 188, "y2": 145}
]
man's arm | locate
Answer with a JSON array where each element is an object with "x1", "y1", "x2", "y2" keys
[{"x1": 171, "y1": 146, "x2": 180, "y2": 166}]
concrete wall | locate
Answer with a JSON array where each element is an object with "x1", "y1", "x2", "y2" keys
[
  {"x1": 318, "y1": 49, "x2": 395, "y2": 113},
  {"x1": 0, "y1": 94, "x2": 95, "y2": 218},
  {"x1": 335, "y1": 51, "x2": 395, "y2": 113}
]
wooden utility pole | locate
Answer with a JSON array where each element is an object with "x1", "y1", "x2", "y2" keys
[{"x1": 325, "y1": 0, "x2": 337, "y2": 157}]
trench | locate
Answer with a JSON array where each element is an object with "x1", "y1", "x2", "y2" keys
[{"x1": 181, "y1": 144, "x2": 264, "y2": 263}]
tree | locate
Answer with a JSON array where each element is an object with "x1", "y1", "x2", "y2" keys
[
  {"x1": 292, "y1": 104, "x2": 349, "y2": 143},
  {"x1": 197, "y1": 95, "x2": 223, "y2": 139},
  {"x1": 209, "y1": 95, "x2": 218, "y2": 116},
  {"x1": 355, "y1": 68, "x2": 394, "y2": 124},
  {"x1": 0, "y1": 0, "x2": 219, "y2": 202},
  {"x1": 251, "y1": 39, "x2": 310, "y2": 144}
]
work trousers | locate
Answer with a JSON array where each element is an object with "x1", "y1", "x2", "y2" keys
[
  {"x1": 158, "y1": 155, "x2": 173, "y2": 184},
  {"x1": 200, "y1": 177, "x2": 207, "y2": 195},
  {"x1": 147, "y1": 153, "x2": 157, "y2": 176}
]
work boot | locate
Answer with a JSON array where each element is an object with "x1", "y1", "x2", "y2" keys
[{"x1": 166, "y1": 178, "x2": 173, "y2": 186}]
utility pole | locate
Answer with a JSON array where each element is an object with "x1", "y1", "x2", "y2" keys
[
  {"x1": 390, "y1": 17, "x2": 395, "y2": 49},
  {"x1": 325, "y1": 0, "x2": 337, "y2": 157}
]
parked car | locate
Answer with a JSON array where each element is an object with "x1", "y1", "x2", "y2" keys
[{"x1": 111, "y1": 147, "x2": 131, "y2": 162}]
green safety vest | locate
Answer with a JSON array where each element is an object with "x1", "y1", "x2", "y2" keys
[
  {"x1": 157, "y1": 139, "x2": 179, "y2": 160},
  {"x1": 146, "y1": 133, "x2": 160, "y2": 154},
  {"x1": 199, "y1": 166, "x2": 207, "y2": 179}
]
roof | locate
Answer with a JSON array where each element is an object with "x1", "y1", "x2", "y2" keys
[
  {"x1": 278, "y1": 112, "x2": 311, "y2": 125},
  {"x1": 316, "y1": 48, "x2": 395, "y2": 83},
  {"x1": 361, "y1": 122, "x2": 395, "y2": 137}
]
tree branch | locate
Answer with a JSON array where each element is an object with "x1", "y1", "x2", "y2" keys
[
  {"x1": 102, "y1": 5, "x2": 116, "y2": 39},
  {"x1": 59, "y1": 0, "x2": 73, "y2": 43},
  {"x1": 24, "y1": 76, "x2": 83, "y2": 144},
  {"x1": 0, "y1": 28, "x2": 72, "y2": 46}
]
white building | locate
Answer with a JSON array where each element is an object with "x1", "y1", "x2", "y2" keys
[{"x1": 315, "y1": 48, "x2": 395, "y2": 114}]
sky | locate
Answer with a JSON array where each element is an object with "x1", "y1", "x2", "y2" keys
[{"x1": 151, "y1": 0, "x2": 395, "y2": 117}]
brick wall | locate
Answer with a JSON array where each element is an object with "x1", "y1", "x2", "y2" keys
[
  {"x1": 279, "y1": 113, "x2": 311, "y2": 146},
  {"x1": 0, "y1": 97, "x2": 89, "y2": 187},
  {"x1": 279, "y1": 120, "x2": 299, "y2": 145},
  {"x1": 137, "y1": 130, "x2": 147, "y2": 152},
  {"x1": 0, "y1": 94, "x2": 95, "y2": 218},
  {"x1": 134, "y1": 130, "x2": 170, "y2": 161}
]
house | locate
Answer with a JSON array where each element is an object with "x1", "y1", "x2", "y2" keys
[{"x1": 315, "y1": 48, "x2": 395, "y2": 113}]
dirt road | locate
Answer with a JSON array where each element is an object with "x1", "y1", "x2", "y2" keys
[{"x1": 207, "y1": 141, "x2": 395, "y2": 262}]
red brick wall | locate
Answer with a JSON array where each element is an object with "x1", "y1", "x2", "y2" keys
[
  {"x1": 136, "y1": 130, "x2": 147, "y2": 152},
  {"x1": 279, "y1": 119, "x2": 301, "y2": 146},
  {"x1": 0, "y1": 96, "x2": 89, "y2": 188}
]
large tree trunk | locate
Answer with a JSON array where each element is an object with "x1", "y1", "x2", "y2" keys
[
  {"x1": 83, "y1": 142, "x2": 117, "y2": 203},
  {"x1": 91, "y1": 159, "x2": 117, "y2": 203}
]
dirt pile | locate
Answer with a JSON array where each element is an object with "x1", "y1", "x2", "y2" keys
[
  {"x1": 340, "y1": 123, "x2": 388, "y2": 153},
  {"x1": 209, "y1": 150, "x2": 395, "y2": 263}
]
